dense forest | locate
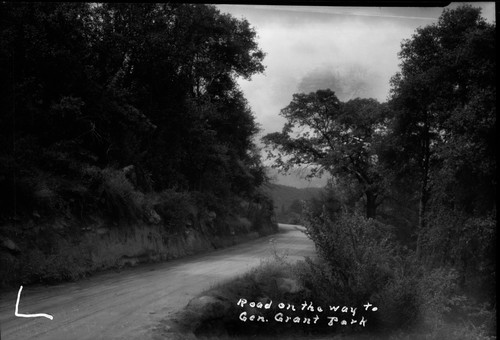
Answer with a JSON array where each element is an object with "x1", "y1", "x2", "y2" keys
[
  {"x1": 0, "y1": 3, "x2": 276, "y2": 286},
  {"x1": 263, "y1": 4, "x2": 496, "y2": 338}
]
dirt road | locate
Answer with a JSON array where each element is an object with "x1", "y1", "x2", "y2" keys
[{"x1": 0, "y1": 224, "x2": 315, "y2": 340}]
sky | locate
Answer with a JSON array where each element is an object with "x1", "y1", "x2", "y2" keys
[{"x1": 216, "y1": 3, "x2": 495, "y2": 188}]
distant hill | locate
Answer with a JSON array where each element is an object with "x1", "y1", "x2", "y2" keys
[
  {"x1": 265, "y1": 167, "x2": 329, "y2": 188},
  {"x1": 262, "y1": 183, "x2": 324, "y2": 212}
]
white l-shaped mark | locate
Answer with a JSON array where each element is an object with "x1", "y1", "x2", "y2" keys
[{"x1": 15, "y1": 286, "x2": 54, "y2": 320}]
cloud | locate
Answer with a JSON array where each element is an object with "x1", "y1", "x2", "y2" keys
[
  {"x1": 219, "y1": 3, "x2": 495, "y2": 137},
  {"x1": 234, "y1": 11, "x2": 419, "y2": 138}
]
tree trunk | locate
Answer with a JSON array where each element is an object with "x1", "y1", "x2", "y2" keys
[
  {"x1": 416, "y1": 114, "x2": 431, "y2": 259},
  {"x1": 365, "y1": 190, "x2": 377, "y2": 219},
  {"x1": 416, "y1": 177, "x2": 429, "y2": 259}
]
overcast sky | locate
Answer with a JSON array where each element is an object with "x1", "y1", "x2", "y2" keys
[{"x1": 216, "y1": 3, "x2": 495, "y2": 187}]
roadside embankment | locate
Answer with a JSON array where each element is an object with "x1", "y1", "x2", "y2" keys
[{"x1": 1, "y1": 170, "x2": 278, "y2": 289}]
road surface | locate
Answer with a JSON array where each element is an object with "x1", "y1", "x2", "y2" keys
[{"x1": 0, "y1": 224, "x2": 315, "y2": 340}]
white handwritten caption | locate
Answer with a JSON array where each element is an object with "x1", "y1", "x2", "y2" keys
[
  {"x1": 15, "y1": 286, "x2": 54, "y2": 320},
  {"x1": 237, "y1": 298, "x2": 378, "y2": 327}
]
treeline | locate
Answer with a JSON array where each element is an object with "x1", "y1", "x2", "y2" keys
[
  {"x1": 264, "y1": 5, "x2": 495, "y2": 337},
  {"x1": 0, "y1": 3, "x2": 268, "y2": 217},
  {"x1": 0, "y1": 3, "x2": 274, "y2": 285}
]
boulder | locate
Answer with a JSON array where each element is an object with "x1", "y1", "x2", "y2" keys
[
  {"x1": 146, "y1": 208, "x2": 162, "y2": 225},
  {"x1": 96, "y1": 227, "x2": 110, "y2": 235},
  {"x1": 122, "y1": 165, "x2": 137, "y2": 187},
  {"x1": 207, "y1": 211, "x2": 216, "y2": 221},
  {"x1": 0, "y1": 237, "x2": 20, "y2": 253},
  {"x1": 186, "y1": 295, "x2": 231, "y2": 320}
]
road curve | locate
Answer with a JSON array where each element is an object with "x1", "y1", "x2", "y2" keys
[{"x1": 0, "y1": 224, "x2": 315, "y2": 340}]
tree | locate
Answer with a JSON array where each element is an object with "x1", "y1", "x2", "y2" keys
[
  {"x1": 298, "y1": 64, "x2": 378, "y2": 101},
  {"x1": 0, "y1": 3, "x2": 267, "y2": 218},
  {"x1": 92, "y1": 4, "x2": 266, "y2": 194},
  {"x1": 389, "y1": 5, "x2": 496, "y2": 259},
  {"x1": 289, "y1": 199, "x2": 303, "y2": 214},
  {"x1": 263, "y1": 89, "x2": 389, "y2": 218}
]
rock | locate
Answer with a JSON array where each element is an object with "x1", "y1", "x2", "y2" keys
[
  {"x1": 207, "y1": 211, "x2": 216, "y2": 221},
  {"x1": 0, "y1": 237, "x2": 20, "y2": 253},
  {"x1": 146, "y1": 208, "x2": 162, "y2": 225},
  {"x1": 122, "y1": 165, "x2": 137, "y2": 186},
  {"x1": 186, "y1": 295, "x2": 231, "y2": 320},
  {"x1": 116, "y1": 255, "x2": 139, "y2": 268},
  {"x1": 175, "y1": 295, "x2": 232, "y2": 337},
  {"x1": 123, "y1": 165, "x2": 135, "y2": 173},
  {"x1": 275, "y1": 277, "x2": 303, "y2": 294},
  {"x1": 52, "y1": 220, "x2": 67, "y2": 230},
  {"x1": 96, "y1": 227, "x2": 110, "y2": 235}
]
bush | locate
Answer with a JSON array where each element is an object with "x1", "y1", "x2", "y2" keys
[
  {"x1": 300, "y1": 206, "x2": 497, "y2": 337},
  {"x1": 154, "y1": 189, "x2": 194, "y2": 232},
  {"x1": 98, "y1": 167, "x2": 144, "y2": 223},
  {"x1": 301, "y1": 208, "x2": 487, "y2": 333},
  {"x1": 422, "y1": 208, "x2": 496, "y2": 303},
  {"x1": 81, "y1": 166, "x2": 161, "y2": 225},
  {"x1": 244, "y1": 192, "x2": 278, "y2": 235},
  {"x1": 375, "y1": 254, "x2": 422, "y2": 330},
  {"x1": 303, "y1": 210, "x2": 396, "y2": 306}
]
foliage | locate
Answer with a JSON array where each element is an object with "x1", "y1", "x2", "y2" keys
[
  {"x1": 388, "y1": 5, "x2": 496, "y2": 260},
  {"x1": 97, "y1": 168, "x2": 145, "y2": 223},
  {"x1": 302, "y1": 210, "x2": 397, "y2": 307},
  {"x1": 0, "y1": 2, "x2": 266, "y2": 220},
  {"x1": 421, "y1": 208, "x2": 496, "y2": 301},
  {"x1": 262, "y1": 183, "x2": 323, "y2": 224},
  {"x1": 263, "y1": 90, "x2": 390, "y2": 218},
  {"x1": 300, "y1": 210, "x2": 494, "y2": 335},
  {"x1": 155, "y1": 190, "x2": 194, "y2": 232},
  {"x1": 0, "y1": 2, "x2": 275, "y2": 288}
]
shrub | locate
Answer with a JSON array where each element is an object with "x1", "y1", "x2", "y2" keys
[
  {"x1": 154, "y1": 189, "x2": 194, "y2": 232},
  {"x1": 417, "y1": 267, "x2": 462, "y2": 330},
  {"x1": 82, "y1": 166, "x2": 159, "y2": 225},
  {"x1": 98, "y1": 168, "x2": 144, "y2": 223},
  {"x1": 303, "y1": 209, "x2": 397, "y2": 306},
  {"x1": 422, "y1": 208, "x2": 496, "y2": 303},
  {"x1": 375, "y1": 253, "x2": 422, "y2": 330},
  {"x1": 299, "y1": 208, "x2": 482, "y2": 333}
]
